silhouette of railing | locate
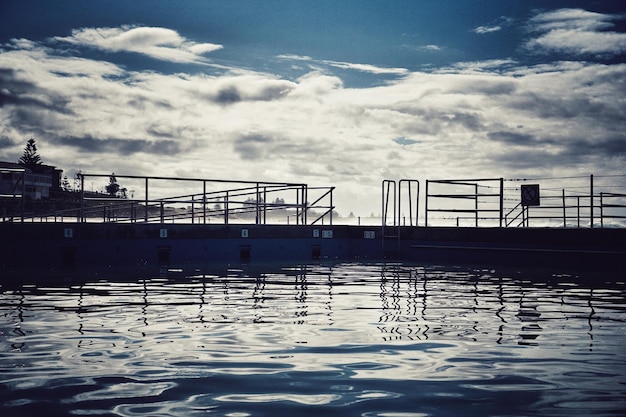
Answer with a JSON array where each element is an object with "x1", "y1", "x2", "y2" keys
[
  {"x1": 427, "y1": 175, "x2": 626, "y2": 228},
  {"x1": 425, "y1": 178, "x2": 504, "y2": 227},
  {"x1": 6, "y1": 173, "x2": 335, "y2": 225}
]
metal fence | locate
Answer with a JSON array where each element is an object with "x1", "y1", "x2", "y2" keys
[
  {"x1": 4, "y1": 171, "x2": 626, "y2": 228},
  {"x1": 2, "y1": 173, "x2": 336, "y2": 226},
  {"x1": 382, "y1": 174, "x2": 626, "y2": 228}
]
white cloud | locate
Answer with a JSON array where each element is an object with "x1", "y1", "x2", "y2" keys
[
  {"x1": 277, "y1": 54, "x2": 408, "y2": 75},
  {"x1": 473, "y1": 16, "x2": 514, "y2": 35},
  {"x1": 322, "y1": 60, "x2": 408, "y2": 75},
  {"x1": 276, "y1": 54, "x2": 312, "y2": 61},
  {"x1": 525, "y1": 8, "x2": 626, "y2": 56},
  {"x1": 54, "y1": 26, "x2": 223, "y2": 63},
  {"x1": 417, "y1": 44, "x2": 442, "y2": 51},
  {"x1": 474, "y1": 26, "x2": 501, "y2": 34}
]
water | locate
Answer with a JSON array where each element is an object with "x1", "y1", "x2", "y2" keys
[{"x1": 1, "y1": 263, "x2": 625, "y2": 416}]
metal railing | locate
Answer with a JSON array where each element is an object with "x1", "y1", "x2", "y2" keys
[
  {"x1": 3, "y1": 173, "x2": 336, "y2": 226},
  {"x1": 425, "y1": 178, "x2": 504, "y2": 227},
  {"x1": 4, "y1": 171, "x2": 626, "y2": 229},
  {"x1": 382, "y1": 179, "x2": 420, "y2": 227},
  {"x1": 428, "y1": 175, "x2": 626, "y2": 228},
  {"x1": 381, "y1": 174, "x2": 626, "y2": 229}
]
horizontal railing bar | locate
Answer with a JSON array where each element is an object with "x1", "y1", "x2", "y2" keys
[
  {"x1": 428, "y1": 178, "x2": 502, "y2": 184},
  {"x1": 79, "y1": 173, "x2": 305, "y2": 187}
]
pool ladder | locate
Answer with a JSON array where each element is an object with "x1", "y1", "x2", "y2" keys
[{"x1": 382, "y1": 179, "x2": 420, "y2": 258}]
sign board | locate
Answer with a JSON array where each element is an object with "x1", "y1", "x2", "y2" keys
[{"x1": 521, "y1": 184, "x2": 540, "y2": 206}]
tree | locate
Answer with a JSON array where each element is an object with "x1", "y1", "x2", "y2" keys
[
  {"x1": 62, "y1": 175, "x2": 71, "y2": 191},
  {"x1": 105, "y1": 173, "x2": 120, "y2": 196},
  {"x1": 18, "y1": 138, "x2": 43, "y2": 169}
]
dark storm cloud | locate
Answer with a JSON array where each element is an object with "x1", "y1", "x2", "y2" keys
[
  {"x1": 506, "y1": 87, "x2": 626, "y2": 122},
  {"x1": 211, "y1": 83, "x2": 293, "y2": 105},
  {"x1": 490, "y1": 134, "x2": 626, "y2": 171},
  {"x1": 0, "y1": 135, "x2": 16, "y2": 148},
  {"x1": 233, "y1": 133, "x2": 274, "y2": 160},
  {"x1": 488, "y1": 131, "x2": 538, "y2": 146},
  {"x1": 232, "y1": 132, "x2": 323, "y2": 162},
  {"x1": 0, "y1": 68, "x2": 74, "y2": 114},
  {"x1": 60, "y1": 134, "x2": 181, "y2": 155},
  {"x1": 215, "y1": 86, "x2": 241, "y2": 104},
  {"x1": 566, "y1": 136, "x2": 626, "y2": 157},
  {"x1": 450, "y1": 79, "x2": 517, "y2": 96},
  {"x1": 391, "y1": 106, "x2": 485, "y2": 136},
  {"x1": 127, "y1": 96, "x2": 174, "y2": 111}
]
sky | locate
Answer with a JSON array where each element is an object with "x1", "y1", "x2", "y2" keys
[{"x1": 1, "y1": 0, "x2": 626, "y2": 217}]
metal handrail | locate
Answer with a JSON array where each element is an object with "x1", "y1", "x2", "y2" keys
[
  {"x1": 425, "y1": 178, "x2": 504, "y2": 227},
  {"x1": 11, "y1": 173, "x2": 334, "y2": 226}
]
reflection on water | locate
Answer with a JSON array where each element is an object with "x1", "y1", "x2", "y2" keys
[{"x1": 1, "y1": 263, "x2": 625, "y2": 416}]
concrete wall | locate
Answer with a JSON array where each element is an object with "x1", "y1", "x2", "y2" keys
[{"x1": 1, "y1": 222, "x2": 624, "y2": 276}]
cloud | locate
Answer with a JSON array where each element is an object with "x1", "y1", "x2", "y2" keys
[
  {"x1": 525, "y1": 8, "x2": 626, "y2": 56},
  {"x1": 277, "y1": 54, "x2": 408, "y2": 75},
  {"x1": 323, "y1": 60, "x2": 409, "y2": 75},
  {"x1": 2, "y1": 24, "x2": 626, "y2": 215},
  {"x1": 417, "y1": 44, "x2": 442, "y2": 51},
  {"x1": 473, "y1": 16, "x2": 514, "y2": 34},
  {"x1": 207, "y1": 76, "x2": 296, "y2": 105},
  {"x1": 233, "y1": 133, "x2": 275, "y2": 160},
  {"x1": 276, "y1": 54, "x2": 313, "y2": 61},
  {"x1": 61, "y1": 134, "x2": 181, "y2": 155},
  {"x1": 55, "y1": 26, "x2": 223, "y2": 63}
]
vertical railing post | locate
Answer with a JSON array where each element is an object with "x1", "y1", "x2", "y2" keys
[
  {"x1": 191, "y1": 195, "x2": 195, "y2": 224},
  {"x1": 499, "y1": 178, "x2": 504, "y2": 228},
  {"x1": 224, "y1": 191, "x2": 229, "y2": 224},
  {"x1": 382, "y1": 180, "x2": 396, "y2": 227},
  {"x1": 203, "y1": 180, "x2": 207, "y2": 224},
  {"x1": 145, "y1": 177, "x2": 149, "y2": 222},
  {"x1": 600, "y1": 192, "x2": 604, "y2": 228},
  {"x1": 474, "y1": 183, "x2": 479, "y2": 227},
  {"x1": 425, "y1": 180, "x2": 429, "y2": 227},
  {"x1": 20, "y1": 172, "x2": 26, "y2": 223},
  {"x1": 295, "y1": 186, "x2": 300, "y2": 225},
  {"x1": 254, "y1": 182, "x2": 259, "y2": 224},
  {"x1": 80, "y1": 174, "x2": 85, "y2": 223},
  {"x1": 590, "y1": 174, "x2": 594, "y2": 228},
  {"x1": 263, "y1": 186, "x2": 267, "y2": 224},
  {"x1": 329, "y1": 186, "x2": 333, "y2": 225},
  {"x1": 562, "y1": 189, "x2": 566, "y2": 228},
  {"x1": 398, "y1": 180, "x2": 404, "y2": 226},
  {"x1": 300, "y1": 184, "x2": 304, "y2": 225}
]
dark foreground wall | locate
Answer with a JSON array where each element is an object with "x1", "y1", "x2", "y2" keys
[{"x1": 1, "y1": 222, "x2": 625, "y2": 275}]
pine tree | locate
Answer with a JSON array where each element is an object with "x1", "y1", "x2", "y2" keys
[{"x1": 18, "y1": 138, "x2": 42, "y2": 169}]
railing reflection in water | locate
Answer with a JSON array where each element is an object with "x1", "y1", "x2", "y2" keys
[{"x1": 2, "y1": 263, "x2": 622, "y2": 352}]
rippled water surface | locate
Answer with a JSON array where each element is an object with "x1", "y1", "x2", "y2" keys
[{"x1": 1, "y1": 263, "x2": 625, "y2": 416}]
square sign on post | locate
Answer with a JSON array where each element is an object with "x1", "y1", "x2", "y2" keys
[{"x1": 521, "y1": 184, "x2": 540, "y2": 206}]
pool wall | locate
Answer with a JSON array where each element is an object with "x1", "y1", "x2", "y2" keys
[{"x1": 2, "y1": 222, "x2": 625, "y2": 274}]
